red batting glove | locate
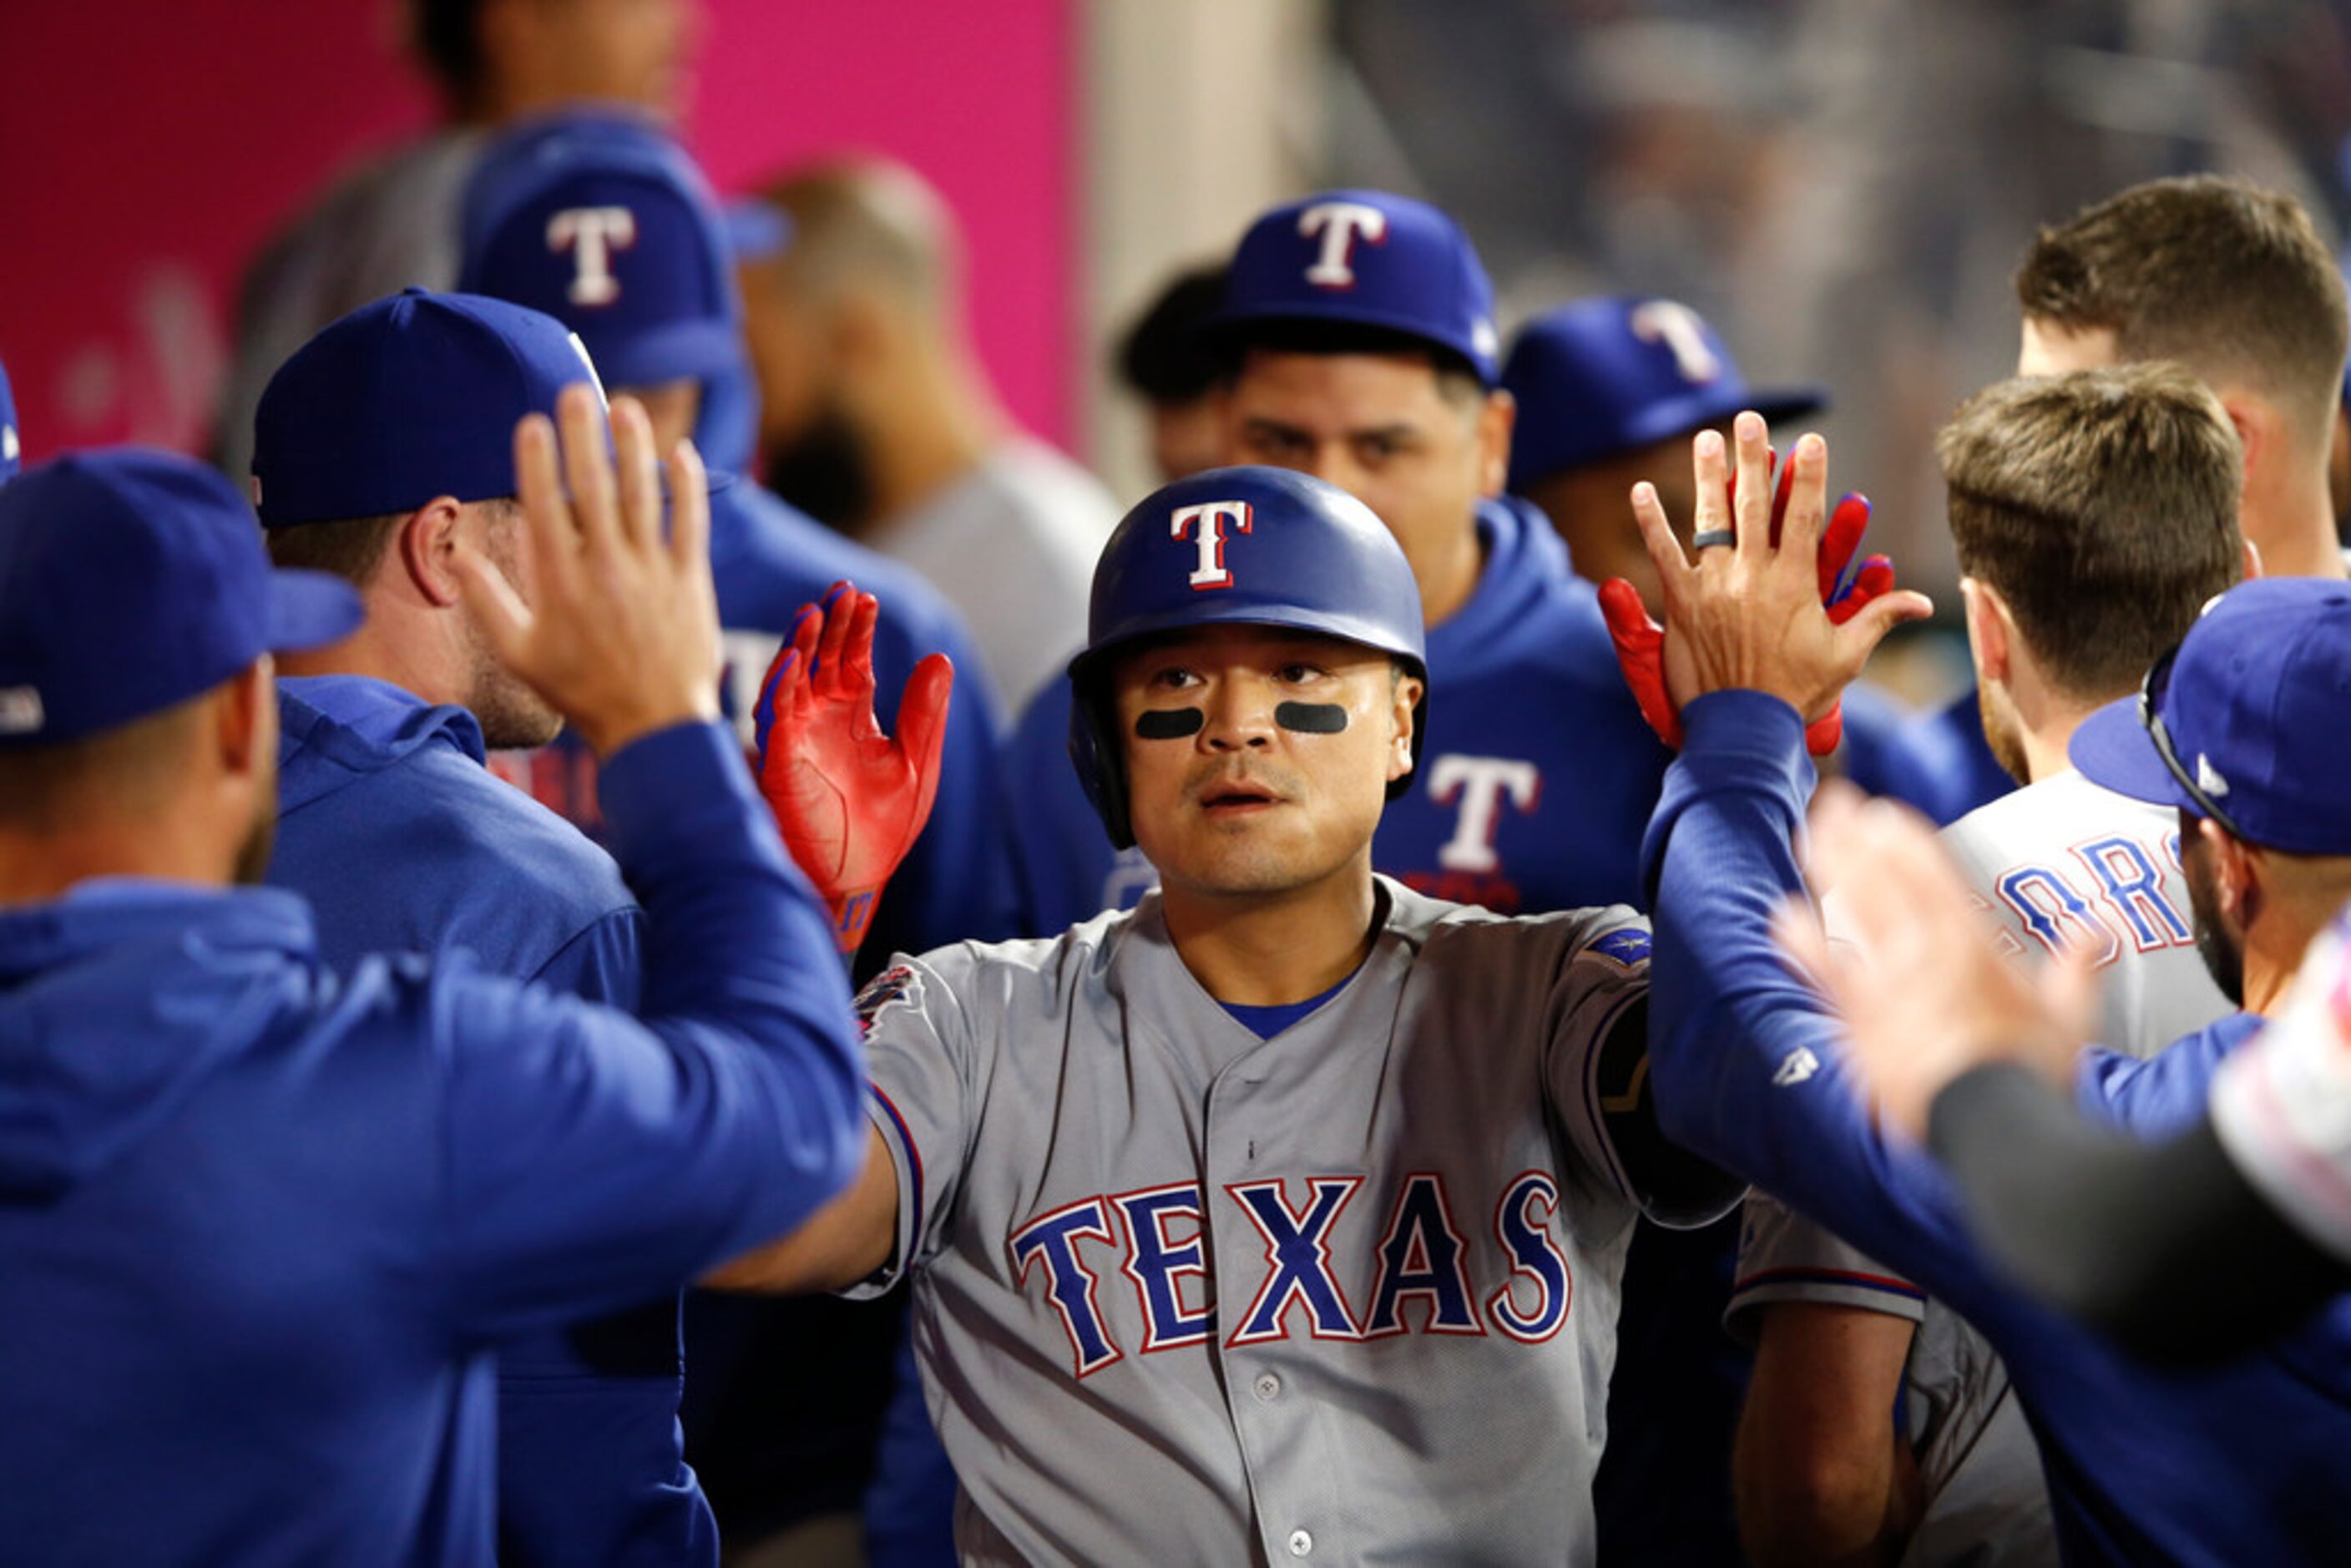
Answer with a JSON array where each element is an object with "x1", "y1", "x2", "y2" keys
[
  {"x1": 1600, "y1": 488, "x2": 1898, "y2": 758},
  {"x1": 755, "y1": 581, "x2": 953, "y2": 953}
]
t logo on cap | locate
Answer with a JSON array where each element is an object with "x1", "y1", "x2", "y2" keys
[
  {"x1": 1630, "y1": 300, "x2": 1722, "y2": 385},
  {"x1": 1170, "y1": 501, "x2": 1254, "y2": 590},
  {"x1": 547, "y1": 206, "x2": 639, "y2": 307},
  {"x1": 1298, "y1": 201, "x2": 1389, "y2": 290}
]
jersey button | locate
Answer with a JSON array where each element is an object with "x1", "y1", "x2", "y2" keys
[
  {"x1": 1287, "y1": 1529, "x2": 1313, "y2": 1557},
  {"x1": 1253, "y1": 1373, "x2": 1282, "y2": 1402}
]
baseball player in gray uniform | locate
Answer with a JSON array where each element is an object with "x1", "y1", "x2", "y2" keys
[
  {"x1": 1730, "y1": 367, "x2": 2247, "y2": 1567},
  {"x1": 720, "y1": 463, "x2": 1741, "y2": 1563}
]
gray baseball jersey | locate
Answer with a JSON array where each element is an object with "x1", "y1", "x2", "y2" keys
[
  {"x1": 1733, "y1": 772, "x2": 2233, "y2": 1566},
  {"x1": 852, "y1": 875, "x2": 1727, "y2": 1565}
]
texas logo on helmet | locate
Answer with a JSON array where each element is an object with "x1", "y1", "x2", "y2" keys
[{"x1": 1170, "y1": 500, "x2": 1254, "y2": 590}]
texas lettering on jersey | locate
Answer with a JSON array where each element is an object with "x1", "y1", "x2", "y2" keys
[{"x1": 1007, "y1": 1170, "x2": 1575, "y2": 1378}]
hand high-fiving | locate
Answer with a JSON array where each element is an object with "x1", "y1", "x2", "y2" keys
[
  {"x1": 450, "y1": 383, "x2": 723, "y2": 756},
  {"x1": 755, "y1": 584, "x2": 953, "y2": 953},
  {"x1": 1620, "y1": 412, "x2": 1933, "y2": 729}
]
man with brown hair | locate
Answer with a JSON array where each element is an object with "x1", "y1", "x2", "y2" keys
[
  {"x1": 2014, "y1": 175, "x2": 2348, "y2": 583},
  {"x1": 1730, "y1": 366, "x2": 2251, "y2": 1568}
]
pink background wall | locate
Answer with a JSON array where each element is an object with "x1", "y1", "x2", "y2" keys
[{"x1": 0, "y1": 0, "x2": 1074, "y2": 464}]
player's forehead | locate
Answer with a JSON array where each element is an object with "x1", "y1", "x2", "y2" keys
[
  {"x1": 1109, "y1": 624, "x2": 1384, "y2": 681},
  {"x1": 1228, "y1": 346, "x2": 1456, "y2": 431}
]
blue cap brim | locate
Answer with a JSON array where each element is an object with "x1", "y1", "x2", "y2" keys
[
  {"x1": 266, "y1": 569, "x2": 367, "y2": 653},
  {"x1": 2068, "y1": 694, "x2": 2194, "y2": 810}
]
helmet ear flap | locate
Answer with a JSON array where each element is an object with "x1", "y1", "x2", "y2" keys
[{"x1": 1067, "y1": 671, "x2": 1136, "y2": 852}]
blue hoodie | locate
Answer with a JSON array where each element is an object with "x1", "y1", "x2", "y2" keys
[
  {"x1": 0, "y1": 721, "x2": 862, "y2": 1565},
  {"x1": 1004, "y1": 493, "x2": 1674, "y2": 934},
  {"x1": 1646, "y1": 691, "x2": 2351, "y2": 1565},
  {"x1": 271, "y1": 675, "x2": 715, "y2": 1565}
]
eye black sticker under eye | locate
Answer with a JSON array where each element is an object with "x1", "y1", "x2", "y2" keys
[
  {"x1": 1275, "y1": 702, "x2": 1348, "y2": 734},
  {"x1": 1135, "y1": 707, "x2": 1206, "y2": 740}
]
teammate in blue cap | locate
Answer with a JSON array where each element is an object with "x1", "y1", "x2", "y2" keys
[
  {"x1": 250, "y1": 284, "x2": 740, "y2": 1565},
  {"x1": 459, "y1": 109, "x2": 1014, "y2": 969},
  {"x1": 1011, "y1": 191, "x2": 1671, "y2": 933},
  {"x1": 459, "y1": 109, "x2": 1015, "y2": 1562},
  {"x1": 0, "y1": 412, "x2": 887, "y2": 1562},
  {"x1": 1636, "y1": 411, "x2": 2351, "y2": 1565},
  {"x1": 1501, "y1": 296, "x2": 1966, "y2": 833}
]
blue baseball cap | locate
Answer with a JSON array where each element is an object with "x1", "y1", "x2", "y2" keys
[
  {"x1": 1206, "y1": 190, "x2": 1501, "y2": 385},
  {"x1": 1501, "y1": 296, "x2": 1828, "y2": 489},
  {"x1": 2070, "y1": 578, "x2": 2351, "y2": 855},
  {"x1": 0, "y1": 354, "x2": 20, "y2": 483},
  {"x1": 0, "y1": 450, "x2": 362, "y2": 746},
  {"x1": 461, "y1": 110, "x2": 744, "y2": 394},
  {"x1": 250, "y1": 287, "x2": 604, "y2": 529}
]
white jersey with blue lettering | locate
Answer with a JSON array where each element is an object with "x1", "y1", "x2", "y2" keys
[
  {"x1": 851, "y1": 876, "x2": 1723, "y2": 1565},
  {"x1": 1733, "y1": 771, "x2": 2234, "y2": 1566}
]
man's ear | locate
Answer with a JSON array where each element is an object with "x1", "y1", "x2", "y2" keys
[
  {"x1": 1959, "y1": 576, "x2": 2011, "y2": 689},
  {"x1": 2216, "y1": 391, "x2": 2267, "y2": 493},
  {"x1": 216, "y1": 655, "x2": 275, "y2": 781},
  {"x1": 1388, "y1": 671, "x2": 1427, "y2": 782},
  {"x1": 395, "y1": 498, "x2": 467, "y2": 608},
  {"x1": 1475, "y1": 388, "x2": 1516, "y2": 499}
]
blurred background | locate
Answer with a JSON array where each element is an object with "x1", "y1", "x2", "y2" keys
[{"x1": 3, "y1": 0, "x2": 2348, "y2": 682}]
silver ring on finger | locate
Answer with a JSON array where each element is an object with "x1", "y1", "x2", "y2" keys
[{"x1": 1691, "y1": 529, "x2": 1737, "y2": 551}]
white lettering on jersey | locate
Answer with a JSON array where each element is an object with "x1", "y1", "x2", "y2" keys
[
  {"x1": 545, "y1": 206, "x2": 638, "y2": 307},
  {"x1": 1169, "y1": 501, "x2": 1254, "y2": 590},
  {"x1": 1629, "y1": 300, "x2": 1722, "y2": 384},
  {"x1": 1428, "y1": 755, "x2": 1542, "y2": 873},
  {"x1": 1298, "y1": 201, "x2": 1390, "y2": 289}
]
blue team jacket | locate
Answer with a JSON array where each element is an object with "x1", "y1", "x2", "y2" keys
[
  {"x1": 1005, "y1": 494, "x2": 1674, "y2": 934},
  {"x1": 1645, "y1": 691, "x2": 2351, "y2": 1566},
  {"x1": 0, "y1": 722, "x2": 863, "y2": 1565},
  {"x1": 272, "y1": 675, "x2": 712, "y2": 1566}
]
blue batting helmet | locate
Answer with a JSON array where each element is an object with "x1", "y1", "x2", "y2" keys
[{"x1": 1066, "y1": 465, "x2": 1428, "y2": 850}]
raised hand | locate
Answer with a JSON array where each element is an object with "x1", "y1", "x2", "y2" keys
[
  {"x1": 1777, "y1": 784, "x2": 2097, "y2": 1140},
  {"x1": 1625, "y1": 413, "x2": 1932, "y2": 727},
  {"x1": 1599, "y1": 422, "x2": 1910, "y2": 754},
  {"x1": 449, "y1": 383, "x2": 722, "y2": 756},
  {"x1": 755, "y1": 583, "x2": 953, "y2": 953}
]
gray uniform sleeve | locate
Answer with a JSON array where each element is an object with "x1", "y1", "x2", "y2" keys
[
  {"x1": 1726, "y1": 1189, "x2": 1928, "y2": 1339},
  {"x1": 1541, "y1": 914, "x2": 1744, "y2": 1228},
  {"x1": 842, "y1": 954, "x2": 983, "y2": 1297}
]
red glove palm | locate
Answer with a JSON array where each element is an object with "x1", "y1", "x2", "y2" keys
[
  {"x1": 1599, "y1": 474, "x2": 1894, "y2": 755},
  {"x1": 755, "y1": 582, "x2": 953, "y2": 953}
]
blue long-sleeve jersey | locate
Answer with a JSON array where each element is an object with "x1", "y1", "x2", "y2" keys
[
  {"x1": 1642, "y1": 690, "x2": 2351, "y2": 1566},
  {"x1": 270, "y1": 674, "x2": 705, "y2": 1566},
  {"x1": 0, "y1": 722, "x2": 863, "y2": 1565}
]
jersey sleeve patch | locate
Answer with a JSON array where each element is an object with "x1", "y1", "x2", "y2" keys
[
  {"x1": 1590, "y1": 925, "x2": 1653, "y2": 969},
  {"x1": 855, "y1": 964, "x2": 918, "y2": 1036}
]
